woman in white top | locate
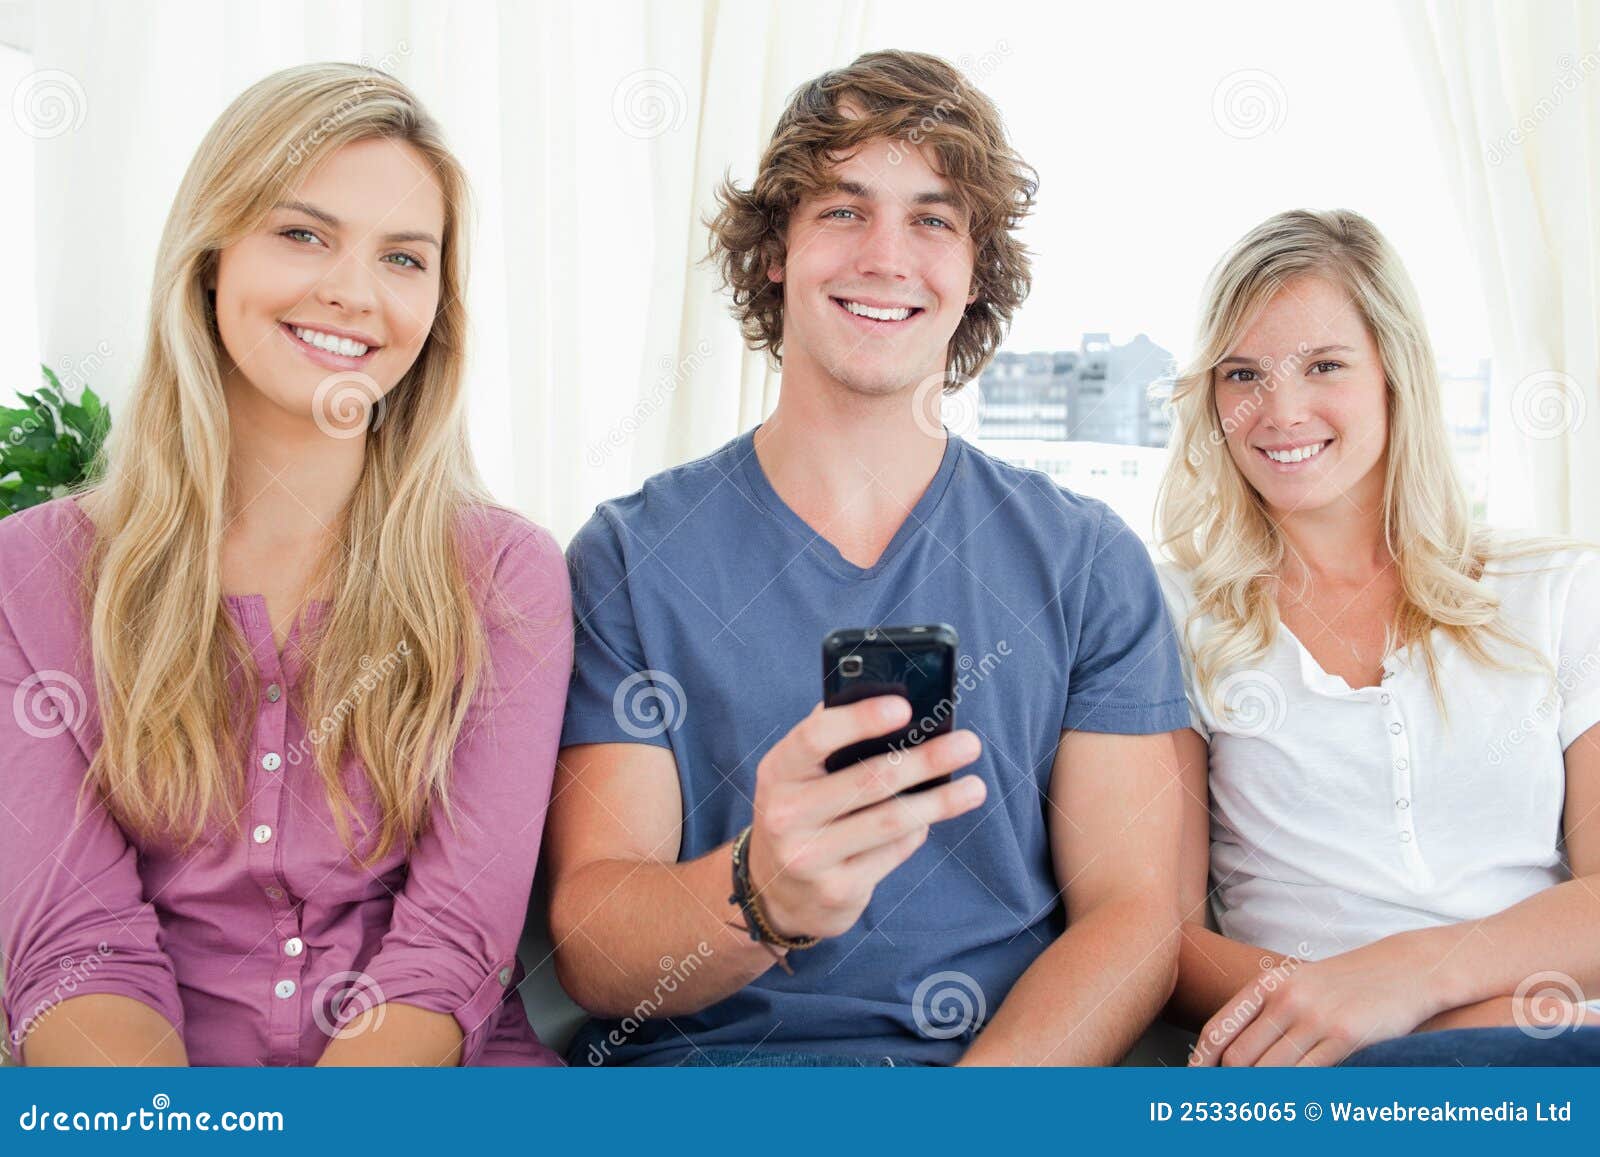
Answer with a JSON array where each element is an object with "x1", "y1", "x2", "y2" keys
[{"x1": 1157, "y1": 208, "x2": 1600, "y2": 1066}]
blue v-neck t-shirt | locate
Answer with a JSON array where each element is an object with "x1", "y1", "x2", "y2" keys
[{"x1": 560, "y1": 425, "x2": 1188, "y2": 1065}]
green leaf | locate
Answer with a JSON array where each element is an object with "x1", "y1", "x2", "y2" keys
[
  {"x1": 2, "y1": 447, "x2": 48, "y2": 472},
  {"x1": 45, "y1": 443, "x2": 78, "y2": 483}
]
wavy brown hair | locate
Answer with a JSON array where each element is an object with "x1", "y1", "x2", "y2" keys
[{"x1": 707, "y1": 49, "x2": 1037, "y2": 382}]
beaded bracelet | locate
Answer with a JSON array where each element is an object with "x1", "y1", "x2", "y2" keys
[{"x1": 729, "y1": 825, "x2": 819, "y2": 953}]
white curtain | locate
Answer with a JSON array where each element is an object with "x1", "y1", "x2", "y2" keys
[
  {"x1": 1401, "y1": 0, "x2": 1600, "y2": 536},
  {"x1": 26, "y1": 0, "x2": 867, "y2": 542}
]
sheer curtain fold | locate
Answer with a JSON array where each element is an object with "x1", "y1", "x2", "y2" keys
[
  {"x1": 29, "y1": 0, "x2": 866, "y2": 543},
  {"x1": 1402, "y1": 0, "x2": 1600, "y2": 535}
]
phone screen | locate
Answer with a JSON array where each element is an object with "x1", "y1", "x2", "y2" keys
[{"x1": 822, "y1": 626, "x2": 957, "y2": 781}]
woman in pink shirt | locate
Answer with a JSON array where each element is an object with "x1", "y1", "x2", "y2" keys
[{"x1": 0, "y1": 64, "x2": 571, "y2": 1066}]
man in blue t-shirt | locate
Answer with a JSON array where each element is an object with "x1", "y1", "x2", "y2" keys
[{"x1": 548, "y1": 50, "x2": 1189, "y2": 1066}]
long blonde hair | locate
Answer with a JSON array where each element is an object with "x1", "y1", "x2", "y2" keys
[
  {"x1": 79, "y1": 64, "x2": 511, "y2": 861},
  {"x1": 1157, "y1": 208, "x2": 1551, "y2": 714}
]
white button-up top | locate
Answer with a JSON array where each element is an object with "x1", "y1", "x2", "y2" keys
[{"x1": 1158, "y1": 547, "x2": 1600, "y2": 961}]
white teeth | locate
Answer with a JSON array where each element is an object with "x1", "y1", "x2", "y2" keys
[
  {"x1": 1264, "y1": 441, "x2": 1328, "y2": 464},
  {"x1": 292, "y1": 326, "x2": 369, "y2": 357},
  {"x1": 842, "y1": 300, "x2": 913, "y2": 322}
]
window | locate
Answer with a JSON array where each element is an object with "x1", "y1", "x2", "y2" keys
[{"x1": 880, "y1": 1, "x2": 1492, "y2": 537}]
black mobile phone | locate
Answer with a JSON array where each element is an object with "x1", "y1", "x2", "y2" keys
[{"x1": 821, "y1": 624, "x2": 959, "y2": 787}]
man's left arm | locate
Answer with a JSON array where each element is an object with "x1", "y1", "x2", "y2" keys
[{"x1": 958, "y1": 728, "x2": 1184, "y2": 1065}]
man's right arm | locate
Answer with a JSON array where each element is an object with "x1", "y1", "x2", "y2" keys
[
  {"x1": 547, "y1": 698, "x2": 985, "y2": 1019},
  {"x1": 545, "y1": 741, "x2": 787, "y2": 1018}
]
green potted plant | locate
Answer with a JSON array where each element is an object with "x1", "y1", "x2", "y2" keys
[{"x1": 0, "y1": 366, "x2": 110, "y2": 517}]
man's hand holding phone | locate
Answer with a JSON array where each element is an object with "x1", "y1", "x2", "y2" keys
[{"x1": 743, "y1": 696, "x2": 986, "y2": 942}]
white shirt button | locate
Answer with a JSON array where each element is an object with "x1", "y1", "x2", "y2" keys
[
  {"x1": 266, "y1": 683, "x2": 281, "y2": 703},
  {"x1": 1396, "y1": 798, "x2": 1410, "y2": 809},
  {"x1": 264, "y1": 886, "x2": 286, "y2": 900},
  {"x1": 252, "y1": 824, "x2": 273, "y2": 844},
  {"x1": 1389, "y1": 722, "x2": 1403, "y2": 735},
  {"x1": 1396, "y1": 757, "x2": 1409, "y2": 770},
  {"x1": 261, "y1": 752, "x2": 282, "y2": 772},
  {"x1": 1380, "y1": 693, "x2": 1392, "y2": 705},
  {"x1": 497, "y1": 966, "x2": 513, "y2": 986},
  {"x1": 274, "y1": 979, "x2": 297, "y2": 999},
  {"x1": 283, "y1": 937, "x2": 304, "y2": 957},
  {"x1": 1399, "y1": 831, "x2": 1413, "y2": 843}
]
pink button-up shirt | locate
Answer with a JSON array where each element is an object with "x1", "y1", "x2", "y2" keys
[{"x1": 1, "y1": 496, "x2": 572, "y2": 1066}]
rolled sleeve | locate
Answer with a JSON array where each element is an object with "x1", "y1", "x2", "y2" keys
[
  {"x1": 1062, "y1": 507, "x2": 1190, "y2": 735},
  {"x1": 0, "y1": 603, "x2": 183, "y2": 1063},
  {"x1": 559, "y1": 510, "x2": 672, "y2": 751},
  {"x1": 1154, "y1": 560, "x2": 1212, "y2": 742},
  {"x1": 354, "y1": 526, "x2": 572, "y2": 1065}
]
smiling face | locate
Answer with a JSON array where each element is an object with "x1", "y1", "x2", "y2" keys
[
  {"x1": 210, "y1": 136, "x2": 445, "y2": 433},
  {"x1": 1214, "y1": 274, "x2": 1390, "y2": 519},
  {"x1": 771, "y1": 134, "x2": 978, "y2": 398}
]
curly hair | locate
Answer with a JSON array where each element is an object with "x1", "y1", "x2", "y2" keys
[{"x1": 707, "y1": 50, "x2": 1037, "y2": 383}]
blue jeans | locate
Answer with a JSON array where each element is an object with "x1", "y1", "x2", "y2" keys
[
  {"x1": 1343, "y1": 1026, "x2": 1600, "y2": 1066},
  {"x1": 673, "y1": 1048, "x2": 925, "y2": 1067}
]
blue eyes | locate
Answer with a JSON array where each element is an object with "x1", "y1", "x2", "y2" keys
[{"x1": 278, "y1": 227, "x2": 426, "y2": 271}]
